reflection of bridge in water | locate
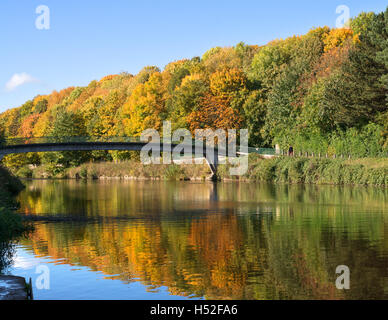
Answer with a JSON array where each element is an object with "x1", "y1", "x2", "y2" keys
[{"x1": 0, "y1": 136, "x2": 276, "y2": 177}]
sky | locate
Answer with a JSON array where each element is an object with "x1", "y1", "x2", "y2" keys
[{"x1": 0, "y1": 0, "x2": 387, "y2": 113}]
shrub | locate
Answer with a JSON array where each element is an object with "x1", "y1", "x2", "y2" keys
[
  {"x1": 89, "y1": 168, "x2": 98, "y2": 179},
  {"x1": 16, "y1": 166, "x2": 33, "y2": 178},
  {"x1": 80, "y1": 166, "x2": 88, "y2": 179},
  {"x1": 0, "y1": 208, "x2": 26, "y2": 241},
  {"x1": 246, "y1": 156, "x2": 387, "y2": 186},
  {"x1": 163, "y1": 165, "x2": 184, "y2": 180}
]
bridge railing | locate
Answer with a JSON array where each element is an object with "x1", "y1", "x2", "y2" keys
[
  {"x1": 2, "y1": 136, "x2": 277, "y2": 156},
  {"x1": 3, "y1": 136, "x2": 143, "y2": 146},
  {"x1": 247, "y1": 147, "x2": 276, "y2": 156}
]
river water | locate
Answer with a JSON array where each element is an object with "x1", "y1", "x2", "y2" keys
[{"x1": 7, "y1": 179, "x2": 388, "y2": 299}]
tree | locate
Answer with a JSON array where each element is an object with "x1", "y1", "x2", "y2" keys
[
  {"x1": 210, "y1": 68, "x2": 246, "y2": 98},
  {"x1": 166, "y1": 77, "x2": 208, "y2": 130},
  {"x1": 187, "y1": 93, "x2": 243, "y2": 132},
  {"x1": 3, "y1": 109, "x2": 21, "y2": 137},
  {"x1": 322, "y1": 28, "x2": 354, "y2": 52},
  {"x1": 0, "y1": 126, "x2": 5, "y2": 146},
  {"x1": 234, "y1": 42, "x2": 260, "y2": 74},
  {"x1": 350, "y1": 12, "x2": 375, "y2": 36},
  {"x1": 202, "y1": 47, "x2": 241, "y2": 74},
  {"x1": 242, "y1": 90, "x2": 267, "y2": 146},
  {"x1": 135, "y1": 66, "x2": 161, "y2": 84},
  {"x1": 167, "y1": 65, "x2": 190, "y2": 94},
  {"x1": 249, "y1": 36, "x2": 300, "y2": 89},
  {"x1": 19, "y1": 114, "x2": 41, "y2": 137},
  {"x1": 33, "y1": 98, "x2": 48, "y2": 114},
  {"x1": 321, "y1": 10, "x2": 387, "y2": 129},
  {"x1": 42, "y1": 108, "x2": 90, "y2": 169},
  {"x1": 19, "y1": 100, "x2": 34, "y2": 119},
  {"x1": 121, "y1": 72, "x2": 168, "y2": 136}
]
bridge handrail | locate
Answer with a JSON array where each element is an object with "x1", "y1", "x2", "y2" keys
[
  {"x1": 2, "y1": 136, "x2": 276, "y2": 156},
  {"x1": 3, "y1": 136, "x2": 144, "y2": 146}
]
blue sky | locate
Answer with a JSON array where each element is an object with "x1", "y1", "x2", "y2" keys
[{"x1": 0, "y1": 0, "x2": 387, "y2": 113}]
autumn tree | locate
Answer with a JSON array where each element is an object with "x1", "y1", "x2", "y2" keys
[
  {"x1": 187, "y1": 94, "x2": 243, "y2": 132},
  {"x1": 121, "y1": 72, "x2": 168, "y2": 136},
  {"x1": 166, "y1": 77, "x2": 208, "y2": 130}
]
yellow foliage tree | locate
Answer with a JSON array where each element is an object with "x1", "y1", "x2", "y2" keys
[
  {"x1": 122, "y1": 72, "x2": 169, "y2": 136},
  {"x1": 323, "y1": 28, "x2": 354, "y2": 52},
  {"x1": 209, "y1": 68, "x2": 246, "y2": 98}
]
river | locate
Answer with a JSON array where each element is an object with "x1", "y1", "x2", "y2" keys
[{"x1": 6, "y1": 179, "x2": 388, "y2": 299}]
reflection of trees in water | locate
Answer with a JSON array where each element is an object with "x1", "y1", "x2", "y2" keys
[
  {"x1": 18, "y1": 181, "x2": 388, "y2": 299},
  {"x1": 0, "y1": 241, "x2": 15, "y2": 274},
  {"x1": 22, "y1": 205, "x2": 388, "y2": 300},
  {"x1": 18, "y1": 180, "x2": 388, "y2": 217}
]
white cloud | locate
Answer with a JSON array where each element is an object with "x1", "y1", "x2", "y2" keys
[{"x1": 5, "y1": 73, "x2": 38, "y2": 91}]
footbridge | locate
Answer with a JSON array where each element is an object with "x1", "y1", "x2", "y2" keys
[{"x1": 0, "y1": 136, "x2": 276, "y2": 176}]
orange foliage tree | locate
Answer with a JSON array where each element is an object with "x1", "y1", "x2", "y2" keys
[{"x1": 187, "y1": 94, "x2": 243, "y2": 132}]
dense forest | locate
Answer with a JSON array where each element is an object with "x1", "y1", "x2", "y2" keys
[{"x1": 1, "y1": 8, "x2": 387, "y2": 172}]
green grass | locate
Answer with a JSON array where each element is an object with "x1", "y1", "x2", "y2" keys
[{"x1": 227, "y1": 155, "x2": 388, "y2": 186}]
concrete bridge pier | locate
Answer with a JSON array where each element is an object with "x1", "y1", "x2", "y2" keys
[{"x1": 205, "y1": 149, "x2": 219, "y2": 181}]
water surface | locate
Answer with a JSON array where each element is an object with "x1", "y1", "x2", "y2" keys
[{"x1": 8, "y1": 180, "x2": 388, "y2": 299}]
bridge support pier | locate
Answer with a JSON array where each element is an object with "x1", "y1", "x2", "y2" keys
[{"x1": 205, "y1": 149, "x2": 219, "y2": 181}]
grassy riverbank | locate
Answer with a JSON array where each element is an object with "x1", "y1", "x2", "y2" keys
[
  {"x1": 223, "y1": 155, "x2": 388, "y2": 186},
  {"x1": 15, "y1": 155, "x2": 388, "y2": 187}
]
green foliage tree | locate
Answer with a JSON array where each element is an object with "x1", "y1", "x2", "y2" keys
[
  {"x1": 34, "y1": 98, "x2": 48, "y2": 114},
  {"x1": 166, "y1": 78, "x2": 208, "y2": 130},
  {"x1": 0, "y1": 126, "x2": 5, "y2": 146},
  {"x1": 321, "y1": 9, "x2": 387, "y2": 129},
  {"x1": 42, "y1": 108, "x2": 90, "y2": 170}
]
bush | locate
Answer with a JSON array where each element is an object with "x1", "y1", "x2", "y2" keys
[
  {"x1": 89, "y1": 168, "x2": 98, "y2": 179},
  {"x1": 16, "y1": 166, "x2": 33, "y2": 178},
  {"x1": 163, "y1": 165, "x2": 184, "y2": 180},
  {"x1": 80, "y1": 166, "x2": 88, "y2": 179},
  {"x1": 0, "y1": 165, "x2": 24, "y2": 196},
  {"x1": 282, "y1": 123, "x2": 387, "y2": 158},
  {"x1": 0, "y1": 208, "x2": 26, "y2": 241},
  {"x1": 250, "y1": 159, "x2": 276, "y2": 181},
  {"x1": 246, "y1": 156, "x2": 387, "y2": 186}
]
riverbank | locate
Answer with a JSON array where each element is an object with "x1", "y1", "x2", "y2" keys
[
  {"x1": 15, "y1": 155, "x2": 388, "y2": 187},
  {"x1": 0, "y1": 165, "x2": 28, "y2": 240},
  {"x1": 0, "y1": 165, "x2": 32, "y2": 300},
  {"x1": 232, "y1": 155, "x2": 388, "y2": 186}
]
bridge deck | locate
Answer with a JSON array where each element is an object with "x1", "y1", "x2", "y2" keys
[{"x1": 0, "y1": 137, "x2": 276, "y2": 177}]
